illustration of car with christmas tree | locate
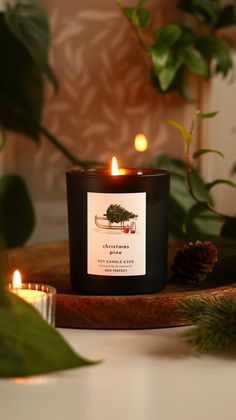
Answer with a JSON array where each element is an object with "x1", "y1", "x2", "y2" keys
[{"x1": 95, "y1": 204, "x2": 138, "y2": 233}]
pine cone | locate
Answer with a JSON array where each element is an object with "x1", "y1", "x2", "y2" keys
[{"x1": 171, "y1": 240, "x2": 218, "y2": 284}]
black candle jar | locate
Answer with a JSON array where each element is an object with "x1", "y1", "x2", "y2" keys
[{"x1": 66, "y1": 168, "x2": 170, "y2": 295}]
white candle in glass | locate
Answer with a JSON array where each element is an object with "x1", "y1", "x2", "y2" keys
[{"x1": 10, "y1": 270, "x2": 47, "y2": 316}]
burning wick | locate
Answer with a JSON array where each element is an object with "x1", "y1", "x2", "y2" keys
[
  {"x1": 111, "y1": 156, "x2": 126, "y2": 175},
  {"x1": 13, "y1": 269, "x2": 22, "y2": 288},
  {"x1": 111, "y1": 156, "x2": 120, "y2": 176}
]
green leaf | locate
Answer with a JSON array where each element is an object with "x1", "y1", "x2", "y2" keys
[
  {"x1": 183, "y1": 201, "x2": 208, "y2": 230},
  {"x1": 215, "y1": 5, "x2": 236, "y2": 29},
  {"x1": 196, "y1": 36, "x2": 233, "y2": 77},
  {"x1": 205, "y1": 179, "x2": 236, "y2": 191},
  {"x1": 183, "y1": 48, "x2": 209, "y2": 77},
  {"x1": 123, "y1": 7, "x2": 133, "y2": 19},
  {"x1": 151, "y1": 67, "x2": 184, "y2": 96},
  {"x1": 193, "y1": 148, "x2": 224, "y2": 160},
  {"x1": 153, "y1": 24, "x2": 182, "y2": 47},
  {"x1": 158, "y1": 54, "x2": 183, "y2": 91},
  {"x1": 175, "y1": 26, "x2": 196, "y2": 48},
  {"x1": 197, "y1": 111, "x2": 218, "y2": 120},
  {"x1": 183, "y1": 201, "x2": 221, "y2": 235},
  {"x1": 150, "y1": 45, "x2": 170, "y2": 71},
  {"x1": 0, "y1": 175, "x2": 35, "y2": 247},
  {"x1": 5, "y1": 1, "x2": 58, "y2": 90},
  {"x1": 178, "y1": 0, "x2": 217, "y2": 24},
  {"x1": 0, "y1": 14, "x2": 42, "y2": 141},
  {"x1": 221, "y1": 218, "x2": 236, "y2": 239},
  {"x1": 132, "y1": 7, "x2": 151, "y2": 28},
  {"x1": 167, "y1": 120, "x2": 192, "y2": 145},
  {"x1": 138, "y1": 0, "x2": 149, "y2": 7},
  {"x1": 175, "y1": 68, "x2": 197, "y2": 101},
  {"x1": 0, "y1": 292, "x2": 94, "y2": 377}
]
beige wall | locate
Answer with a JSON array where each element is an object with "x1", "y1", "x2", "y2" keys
[
  {"x1": 1, "y1": 0, "x2": 195, "y2": 242},
  {"x1": 201, "y1": 54, "x2": 236, "y2": 216}
]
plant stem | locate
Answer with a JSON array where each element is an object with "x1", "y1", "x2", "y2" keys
[
  {"x1": 185, "y1": 110, "x2": 230, "y2": 220},
  {"x1": 38, "y1": 125, "x2": 105, "y2": 169},
  {"x1": 117, "y1": 1, "x2": 150, "y2": 59},
  {"x1": 0, "y1": 91, "x2": 105, "y2": 169},
  {"x1": 185, "y1": 111, "x2": 200, "y2": 202}
]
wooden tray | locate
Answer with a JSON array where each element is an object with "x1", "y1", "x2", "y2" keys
[{"x1": 4, "y1": 241, "x2": 236, "y2": 329}]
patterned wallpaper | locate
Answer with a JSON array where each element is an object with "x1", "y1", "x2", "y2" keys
[{"x1": 4, "y1": 0, "x2": 195, "y2": 204}]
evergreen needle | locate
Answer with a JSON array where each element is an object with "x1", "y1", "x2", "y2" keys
[{"x1": 180, "y1": 297, "x2": 236, "y2": 351}]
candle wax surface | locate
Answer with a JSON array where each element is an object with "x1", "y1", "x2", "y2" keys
[{"x1": 11, "y1": 289, "x2": 46, "y2": 303}]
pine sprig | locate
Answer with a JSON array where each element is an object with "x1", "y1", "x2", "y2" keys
[{"x1": 180, "y1": 297, "x2": 236, "y2": 351}]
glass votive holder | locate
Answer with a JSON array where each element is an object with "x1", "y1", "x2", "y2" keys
[{"x1": 9, "y1": 283, "x2": 56, "y2": 326}]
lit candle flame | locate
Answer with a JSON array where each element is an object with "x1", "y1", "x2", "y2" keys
[
  {"x1": 111, "y1": 156, "x2": 120, "y2": 176},
  {"x1": 13, "y1": 269, "x2": 22, "y2": 288},
  {"x1": 134, "y1": 133, "x2": 148, "y2": 152}
]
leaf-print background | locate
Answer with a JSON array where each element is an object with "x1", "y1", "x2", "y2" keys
[{"x1": 2, "y1": 0, "x2": 196, "y2": 242}]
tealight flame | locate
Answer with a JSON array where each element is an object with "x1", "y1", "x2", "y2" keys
[
  {"x1": 111, "y1": 156, "x2": 120, "y2": 176},
  {"x1": 13, "y1": 269, "x2": 22, "y2": 289},
  {"x1": 134, "y1": 133, "x2": 148, "y2": 152}
]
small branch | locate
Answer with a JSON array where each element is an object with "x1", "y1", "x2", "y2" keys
[
  {"x1": 184, "y1": 110, "x2": 231, "y2": 221},
  {"x1": 0, "y1": 91, "x2": 105, "y2": 169},
  {"x1": 38, "y1": 125, "x2": 105, "y2": 169},
  {"x1": 117, "y1": 1, "x2": 150, "y2": 60},
  {"x1": 185, "y1": 111, "x2": 200, "y2": 202}
]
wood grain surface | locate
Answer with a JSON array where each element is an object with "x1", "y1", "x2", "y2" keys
[{"x1": 4, "y1": 241, "x2": 236, "y2": 329}]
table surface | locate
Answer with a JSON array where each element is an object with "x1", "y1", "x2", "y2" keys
[{"x1": 0, "y1": 327, "x2": 236, "y2": 420}]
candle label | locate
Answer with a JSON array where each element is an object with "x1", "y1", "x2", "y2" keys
[{"x1": 87, "y1": 192, "x2": 146, "y2": 276}]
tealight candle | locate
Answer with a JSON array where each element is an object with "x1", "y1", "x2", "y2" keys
[
  {"x1": 66, "y1": 157, "x2": 170, "y2": 295},
  {"x1": 9, "y1": 270, "x2": 56, "y2": 325}
]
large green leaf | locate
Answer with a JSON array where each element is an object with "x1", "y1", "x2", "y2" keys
[
  {"x1": 157, "y1": 53, "x2": 183, "y2": 91},
  {"x1": 5, "y1": 0, "x2": 57, "y2": 90},
  {"x1": 0, "y1": 13, "x2": 42, "y2": 141},
  {"x1": 196, "y1": 36, "x2": 233, "y2": 77},
  {"x1": 0, "y1": 291, "x2": 94, "y2": 377},
  {"x1": 150, "y1": 45, "x2": 170, "y2": 71},
  {"x1": 178, "y1": 0, "x2": 217, "y2": 24},
  {"x1": 183, "y1": 201, "x2": 221, "y2": 236},
  {"x1": 153, "y1": 24, "x2": 182, "y2": 47},
  {"x1": 0, "y1": 175, "x2": 35, "y2": 247},
  {"x1": 182, "y1": 48, "x2": 209, "y2": 77},
  {"x1": 175, "y1": 26, "x2": 196, "y2": 48}
]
